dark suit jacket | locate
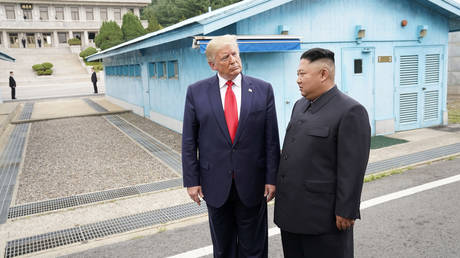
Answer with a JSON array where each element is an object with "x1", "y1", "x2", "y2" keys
[
  {"x1": 9, "y1": 76, "x2": 16, "y2": 88},
  {"x1": 274, "y1": 86, "x2": 370, "y2": 235},
  {"x1": 182, "y1": 74, "x2": 280, "y2": 208},
  {"x1": 91, "y1": 72, "x2": 97, "y2": 83}
]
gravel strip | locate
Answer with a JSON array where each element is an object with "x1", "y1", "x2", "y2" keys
[
  {"x1": 15, "y1": 116, "x2": 178, "y2": 205},
  {"x1": 119, "y1": 112, "x2": 182, "y2": 153}
]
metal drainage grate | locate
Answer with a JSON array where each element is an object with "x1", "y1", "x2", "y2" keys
[
  {"x1": 366, "y1": 142, "x2": 460, "y2": 174},
  {"x1": 8, "y1": 178, "x2": 183, "y2": 219},
  {"x1": 84, "y1": 98, "x2": 182, "y2": 174},
  {"x1": 0, "y1": 103, "x2": 33, "y2": 224},
  {"x1": 4, "y1": 228, "x2": 84, "y2": 258},
  {"x1": 18, "y1": 102, "x2": 34, "y2": 120},
  {"x1": 5, "y1": 202, "x2": 207, "y2": 258}
]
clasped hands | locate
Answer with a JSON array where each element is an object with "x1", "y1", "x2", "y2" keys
[
  {"x1": 336, "y1": 215, "x2": 355, "y2": 231},
  {"x1": 187, "y1": 184, "x2": 276, "y2": 206}
]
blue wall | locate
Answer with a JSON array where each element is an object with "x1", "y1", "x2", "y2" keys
[{"x1": 103, "y1": 0, "x2": 450, "y2": 138}]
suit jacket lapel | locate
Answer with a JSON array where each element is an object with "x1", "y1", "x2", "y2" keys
[
  {"x1": 233, "y1": 75, "x2": 254, "y2": 146},
  {"x1": 208, "y1": 75, "x2": 232, "y2": 146}
]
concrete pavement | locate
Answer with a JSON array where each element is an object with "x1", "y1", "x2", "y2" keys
[{"x1": 0, "y1": 97, "x2": 459, "y2": 257}]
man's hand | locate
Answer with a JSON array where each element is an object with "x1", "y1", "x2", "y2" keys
[
  {"x1": 187, "y1": 186, "x2": 204, "y2": 206},
  {"x1": 336, "y1": 215, "x2": 355, "y2": 231},
  {"x1": 264, "y1": 184, "x2": 276, "y2": 202}
]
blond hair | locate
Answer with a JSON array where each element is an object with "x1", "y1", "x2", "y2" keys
[{"x1": 205, "y1": 35, "x2": 239, "y2": 63}]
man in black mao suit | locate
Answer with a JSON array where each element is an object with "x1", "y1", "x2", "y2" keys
[
  {"x1": 91, "y1": 68, "x2": 98, "y2": 94},
  {"x1": 9, "y1": 71, "x2": 16, "y2": 100},
  {"x1": 274, "y1": 48, "x2": 371, "y2": 257}
]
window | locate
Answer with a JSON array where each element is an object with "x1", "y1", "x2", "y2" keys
[
  {"x1": 129, "y1": 65, "x2": 135, "y2": 77},
  {"x1": 100, "y1": 8, "x2": 108, "y2": 21},
  {"x1": 148, "y1": 63, "x2": 156, "y2": 77},
  {"x1": 55, "y1": 7, "x2": 64, "y2": 20},
  {"x1": 86, "y1": 8, "x2": 94, "y2": 20},
  {"x1": 157, "y1": 62, "x2": 166, "y2": 78},
  {"x1": 168, "y1": 61, "x2": 179, "y2": 79},
  {"x1": 354, "y1": 59, "x2": 362, "y2": 74},
  {"x1": 114, "y1": 8, "x2": 121, "y2": 20},
  {"x1": 128, "y1": 8, "x2": 134, "y2": 13},
  {"x1": 6, "y1": 5, "x2": 15, "y2": 19},
  {"x1": 135, "y1": 65, "x2": 141, "y2": 77},
  {"x1": 23, "y1": 10, "x2": 32, "y2": 20},
  {"x1": 117, "y1": 66, "x2": 122, "y2": 76},
  {"x1": 123, "y1": 65, "x2": 129, "y2": 76},
  {"x1": 71, "y1": 7, "x2": 79, "y2": 20},
  {"x1": 58, "y1": 32, "x2": 67, "y2": 43},
  {"x1": 39, "y1": 6, "x2": 48, "y2": 20}
]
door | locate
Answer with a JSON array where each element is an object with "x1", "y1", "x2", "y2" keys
[
  {"x1": 26, "y1": 33, "x2": 36, "y2": 48},
  {"x1": 9, "y1": 33, "x2": 19, "y2": 48},
  {"x1": 394, "y1": 47, "x2": 443, "y2": 131},
  {"x1": 342, "y1": 48, "x2": 375, "y2": 134}
]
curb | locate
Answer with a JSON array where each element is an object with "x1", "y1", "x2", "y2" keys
[{"x1": 0, "y1": 103, "x2": 21, "y2": 137}]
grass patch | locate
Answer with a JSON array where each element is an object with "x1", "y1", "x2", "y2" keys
[
  {"x1": 370, "y1": 135, "x2": 408, "y2": 149},
  {"x1": 364, "y1": 168, "x2": 406, "y2": 183}
]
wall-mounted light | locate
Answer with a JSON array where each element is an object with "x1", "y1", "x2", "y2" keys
[
  {"x1": 417, "y1": 25, "x2": 428, "y2": 42},
  {"x1": 401, "y1": 19, "x2": 408, "y2": 27},
  {"x1": 278, "y1": 25, "x2": 289, "y2": 35},
  {"x1": 355, "y1": 25, "x2": 366, "y2": 44}
]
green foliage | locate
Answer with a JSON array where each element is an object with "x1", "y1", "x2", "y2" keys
[
  {"x1": 33, "y1": 62, "x2": 53, "y2": 76},
  {"x1": 37, "y1": 69, "x2": 53, "y2": 76},
  {"x1": 141, "y1": 0, "x2": 241, "y2": 28},
  {"x1": 32, "y1": 64, "x2": 43, "y2": 71},
  {"x1": 79, "y1": 47, "x2": 98, "y2": 59},
  {"x1": 122, "y1": 12, "x2": 147, "y2": 41},
  {"x1": 68, "y1": 38, "x2": 81, "y2": 45},
  {"x1": 95, "y1": 21, "x2": 124, "y2": 50},
  {"x1": 92, "y1": 64, "x2": 104, "y2": 72},
  {"x1": 42, "y1": 62, "x2": 53, "y2": 69},
  {"x1": 146, "y1": 15, "x2": 163, "y2": 33}
]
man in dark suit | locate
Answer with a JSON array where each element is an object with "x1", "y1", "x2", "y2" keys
[
  {"x1": 9, "y1": 71, "x2": 16, "y2": 100},
  {"x1": 182, "y1": 35, "x2": 280, "y2": 257},
  {"x1": 91, "y1": 68, "x2": 98, "y2": 94},
  {"x1": 274, "y1": 48, "x2": 371, "y2": 258}
]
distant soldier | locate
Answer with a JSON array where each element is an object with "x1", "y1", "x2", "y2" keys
[
  {"x1": 37, "y1": 36, "x2": 42, "y2": 48},
  {"x1": 21, "y1": 37, "x2": 26, "y2": 48},
  {"x1": 9, "y1": 71, "x2": 16, "y2": 100},
  {"x1": 91, "y1": 68, "x2": 98, "y2": 94}
]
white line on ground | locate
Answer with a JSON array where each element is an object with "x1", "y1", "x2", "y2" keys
[{"x1": 166, "y1": 174, "x2": 460, "y2": 258}]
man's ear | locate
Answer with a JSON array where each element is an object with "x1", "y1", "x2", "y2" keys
[
  {"x1": 208, "y1": 61, "x2": 216, "y2": 71},
  {"x1": 320, "y1": 67, "x2": 329, "y2": 82}
]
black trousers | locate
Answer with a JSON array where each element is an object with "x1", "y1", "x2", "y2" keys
[
  {"x1": 206, "y1": 181, "x2": 268, "y2": 258},
  {"x1": 92, "y1": 81, "x2": 98, "y2": 93},
  {"x1": 11, "y1": 87, "x2": 15, "y2": 99},
  {"x1": 281, "y1": 228, "x2": 353, "y2": 258}
]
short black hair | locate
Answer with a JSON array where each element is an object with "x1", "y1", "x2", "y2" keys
[
  {"x1": 300, "y1": 48, "x2": 335, "y2": 63},
  {"x1": 10, "y1": 71, "x2": 13, "y2": 74}
]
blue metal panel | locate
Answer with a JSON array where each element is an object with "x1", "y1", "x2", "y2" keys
[{"x1": 199, "y1": 39, "x2": 301, "y2": 53}]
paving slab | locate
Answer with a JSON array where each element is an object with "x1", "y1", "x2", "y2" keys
[{"x1": 30, "y1": 99, "x2": 98, "y2": 120}]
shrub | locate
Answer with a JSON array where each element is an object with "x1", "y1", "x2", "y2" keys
[
  {"x1": 92, "y1": 64, "x2": 104, "y2": 72},
  {"x1": 68, "y1": 38, "x2": 81, "y2": 45},
  {"x1": 32, "y1": 64, "x2": 43, "y2": 71},
  {"x1": 33, "y1": 62, "x2": 53, "y2": 76},
  {"x1": 42, "y1": 62, "x2": 53, "y2": 69},
  {"x1": 79, "y1": 47, "x2": 98, "y2": 59}
]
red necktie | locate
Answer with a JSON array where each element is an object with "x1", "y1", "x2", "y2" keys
[{"x1": 224, "y1": 80, "x2": 238, "y2": 143}]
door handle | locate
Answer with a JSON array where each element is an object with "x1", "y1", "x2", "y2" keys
[
  {"x1": 285, "y1": 100, "x2": 290, "y2": 104},
  {"x1": 422, "y1": 87, "x2": 426, "y2": 90}
]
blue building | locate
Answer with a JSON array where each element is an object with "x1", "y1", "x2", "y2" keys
[{"x1": 88, "y1": 0, "x2": 460, "y2": 140}]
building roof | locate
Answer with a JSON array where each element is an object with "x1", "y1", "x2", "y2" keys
[
  {"x1": 87, "y1": 0, "x2": 460, "y2": 61},
  {"x1": 0, "y1": 52, "x2": 15, "y2": 62}
]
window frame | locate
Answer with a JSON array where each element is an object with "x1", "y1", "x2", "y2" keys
[
  {"x1": 71, "y1": 7, "x2": 79, "y2": 21},
  {"x1": 113, "y1": 8, "x2": 121, "y2": 20},
  {"x1": 100, "y1": 8, "x2": 108, "y2": 21},
  {"x1": 86, "y1": 7, "x2": 94, "y2": 21},
  {"x1": 5, "y1": 5, "x2": 16, "y2": 20},
  {"x1": 39, "y1": 6, "x2": 48, "y2": 20},
  {"x1": 55, "y1": 6, "x2": 64, "y2": 20}
]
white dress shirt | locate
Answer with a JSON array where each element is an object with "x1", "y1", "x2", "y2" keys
[{"x1": 218, "y1": 73, "x2": 242, "y2": 119}]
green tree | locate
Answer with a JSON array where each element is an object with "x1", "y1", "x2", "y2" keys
[
  {"x1": 122, "y1": 12, "x2": 147, "y2": 41},
  {"x1": 95, "y1": 21, "x2": 124, "y2": 50},
  {"x1": 146, "y1": 15, "x2": 163, "y2": 33},
  {"x1": 141, "y1": 0, "x2": 242, "y2": 28}
]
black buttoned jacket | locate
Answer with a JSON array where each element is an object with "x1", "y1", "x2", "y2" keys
[{"x1": 274, "y1": 86, "x2": 371, "y2": 235}]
